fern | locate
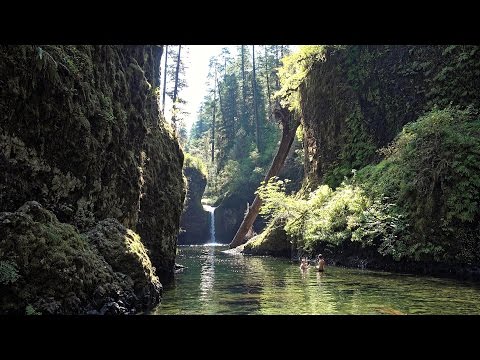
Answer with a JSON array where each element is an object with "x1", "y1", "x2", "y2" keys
[{"x1": 0, "y1": 260, "x2": 20, "y2": 285}]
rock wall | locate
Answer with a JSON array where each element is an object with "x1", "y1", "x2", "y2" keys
[
  {"x1": 215, "y1": 182, "x2": 266, "y2": 243},
  {"x1": 0, "y1": 45, "x2": 184, "y2": 313},
  {"x1": 300, "y1": 45, "x2": 480, "y2": 188},
  {"x1": 178, "y1": 166, "x2": 209, "y2": 244}
]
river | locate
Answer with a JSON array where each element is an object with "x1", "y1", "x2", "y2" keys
[{"x1": 152, "y1": 245, "x2": 480, "y2": 315}]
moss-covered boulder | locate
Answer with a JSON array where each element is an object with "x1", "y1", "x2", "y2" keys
[
  {"x1": 243, "y1": 218, "x2": 291, "y2": 258},
  {"x1": 85, "y1": 218, "x2": 161, "y2": 310},
  {"x1": 0, "y1": 201, "x2": 161, "y2": 314}
]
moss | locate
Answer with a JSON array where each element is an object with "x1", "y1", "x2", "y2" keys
[
  {"x1": 243, "y1": 218, "x2": 291, "y2": 257},
  {"x1": 297, "y1": 45, "x2": 480, "y2": 188},
  {"x1": 136, "y1": 123, "x2": 185, "y2": 277},
  {"x1": 86, "y1": 218, "x2": 161, "y2": 307},
  {"x1": 0, "y1": 202, "x2": 161, "y2": 314},
  {"x1": 0, "y1": 45, "x2": 185, "y2": 287}
]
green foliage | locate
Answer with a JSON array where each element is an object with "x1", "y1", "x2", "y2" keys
[
  {"x1": 356, "y1": 107, "x2": 480, "y2": 261},
  {"x1": 259, "y1": 107, "x2": 480, "y2": 263},
  {"x1": 25, "y1": 305, "x2": 41, "y2": 315},
  {"x1": 275, "y1": 46, "x2": 329, "y2": 112},
  {"x1": 427, "y1": 46, "x2": 480, "y2": 109},
  {"x1": 257, "y1": 177, "x2": 370, "y2": 252},
  {"x1": 359, "y1": 107, "x2": 480, "y2": 221},
  {"x1": 183, "y1": 152, "x2": 207, "y2": 177},
  {"x1": 324, "y1": 107, "x2": 377, "y2": 188},
  {"x1": 0, "y1": 260, "x2": 20, "y2": 285},
  {"x1": 188, "y1": 46, "x2": 289, "y2": 205}
]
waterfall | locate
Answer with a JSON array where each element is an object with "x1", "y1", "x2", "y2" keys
[{"x1": 202, "y1": 204, "x2": 217, "y2": 244}]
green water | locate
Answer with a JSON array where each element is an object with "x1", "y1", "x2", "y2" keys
[{"x1": 152, "y1": 245, "x2": 480, "y2": 315}]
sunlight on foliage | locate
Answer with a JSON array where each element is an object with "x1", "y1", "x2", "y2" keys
[
  {"x1": 275, "y1": 46, "x2": 327, "y2": 111},
  {"x1": 184, "y1": 153, "x2": 207, "y2": 177},
  {"x1": 257, "y1": 177, "x2": 371, "y2": 252},
  {"x1": 275, "y1": 46, "x2": 345, "y2": 112},
  {"x1": 258, "y1": 107, "x2": 480, "y2": 263}
]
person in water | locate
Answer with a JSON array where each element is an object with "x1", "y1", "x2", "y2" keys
[
  {"x1": 300, "y1": 257, "x2": 309, "y2": 271},
  {"x1": 316, "y1": 254, "x2": 326, "y2": 272}
]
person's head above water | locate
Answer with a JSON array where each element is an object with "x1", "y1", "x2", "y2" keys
[{"x1": 318, "y1": 254, "x2": 323, "y2": 259}]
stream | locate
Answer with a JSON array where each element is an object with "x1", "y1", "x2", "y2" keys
[{"x1": 152, "y1": 245, "x2": 480, "y2": 315}]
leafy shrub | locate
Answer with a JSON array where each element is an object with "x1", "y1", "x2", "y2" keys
[
  {"x1": 184, "y1": 152, "x2": 207, "y2": 177},
  {"x1": 0, "y1": 260, "x2": 20, "y2": 285},
  {"x1": 257, "y1": 178, "x2": 370, "y2": 252},
  {"x1": 259, "y1": 107, "x2": 480, "y2": 263}
]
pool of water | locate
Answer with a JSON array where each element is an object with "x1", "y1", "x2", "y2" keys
[{"x1": 151, "y1": 245, "x2": 480, "y2": 315}]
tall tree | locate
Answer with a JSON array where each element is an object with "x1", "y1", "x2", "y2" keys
[
  {"x1": 208, "y1": 59, "x2": 218, "y2": 163},
  {"x1": 252, "y1": 45, "x2": 260, "y2": 151},
  {"x1": 164, "y1": 45, "x2": 188, "y2": 133},
  {"x1": 241, "y1": 46, "x2": 247, "y2": 130},
  {"x1": 275, "y1": 45, "x2": 280, "y2": 88},
  {"x1": 162, "y1": 45, "x2": 168, "y2": 113},
  {"x1": 171, "y1": 45, "x2": 182, "y2": 129},
  {"x1": 264, "y1": 46, "x2": 272, "y2": 121}
]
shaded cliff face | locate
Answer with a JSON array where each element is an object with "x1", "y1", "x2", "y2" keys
[
  {"x1": 215, "y1": 183, "x2": 266, "y2": 243},
  {"x1": 300, "y1": 45, "x2": 480, "y2": 188},
  {"x1": 0, "y1": 45, "x2": 184, "y2": 313},
  {"x1": 178, "y1": 166, "x2": 209, "y2": 244},
  {"x1": 0, "y1": 45, "x2": 184, "y2": 275}
]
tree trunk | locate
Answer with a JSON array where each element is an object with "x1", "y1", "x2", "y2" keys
[
  {"x1": 252, "y1": 45, "x2": 260, "y2": 151},
  {"x1": 218, "y1": 71, "x2": 225, "y2": 127},
  {"x1": 264, "y1": 46, "x2": 272, "y2": 121},
  {"x1": 275, "y1": 45, "x2": 280, "y2": 89},
  {"x1": 162, "y1": 45, "x2": 168, "y2": 113},
  {"x1": 229, "y1": 103, "x2": 300, "y2": 249},
  {"x1": 171, "y1": 45, "x2": 182, "y2": 129},
  {"x1": 211, "y1": 68, "x2": 217, "y2": 163},
  {"x1": 231, "y1": 85, "x2": 235, "y2": 139},
  {"x1": 241, "y1": 45, "x2": 247, "y2": 130}
]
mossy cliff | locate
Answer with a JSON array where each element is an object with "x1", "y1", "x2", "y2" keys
[
  {"x1": 300, "y1": 45, "x2": 480, "y2": 188},
  {"x1": 0, "y1": 45, "x2": 184, "y2": 313}
]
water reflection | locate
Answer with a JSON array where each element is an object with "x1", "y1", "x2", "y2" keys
[
  {"x1": 316, "y1": 271, "x2": 324, "y2": 286},
  {"x1": 153, "y1": 245, "x2": 480, "y2": 315},
  {"x1": 199, "y1": 245, "x2": 216, "y2": 304}
]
